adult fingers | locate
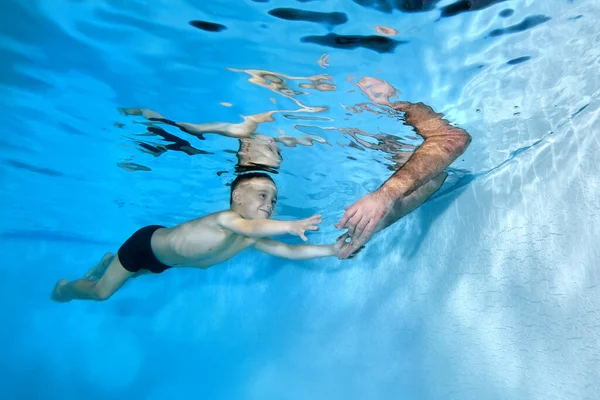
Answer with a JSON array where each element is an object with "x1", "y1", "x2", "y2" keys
[
  {"x1": 352, "y1": 215, "x2": 370, "y2": 243},
  {"x1": 335, "y1": 206, "x2": 356, "y2": 229},
  {"x1": 336, "y1": 232, "x2": 350, "y2": 242},
  {"x1": 355, "y1": 220, "x2": 376, "y2": 245}
]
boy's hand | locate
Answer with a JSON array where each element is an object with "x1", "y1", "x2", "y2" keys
[
  {"x1": 289, "y1": 214, "x2": 322, "y2": 241},
  {"x1": 334, "y1": 232, "x2": 365, "y2": 259}
]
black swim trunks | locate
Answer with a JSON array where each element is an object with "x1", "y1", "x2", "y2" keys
[{"x1": 117, "y1": 225, "x2": 171, "y2": 274}]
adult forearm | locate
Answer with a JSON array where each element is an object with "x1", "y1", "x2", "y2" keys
[
  {"x1": 378, "y1": 134, "x2": 466, "y2": 200},
  {"x1": 376, "y1": 172, "x2": 448, "y2": 233},
  {"x1": 378, "y1": 102, "x2": 471, "y2": 201}
]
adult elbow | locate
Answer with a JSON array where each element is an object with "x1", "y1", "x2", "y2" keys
[
  {"x1": 446, "y1": 131, "x2": 472, "y2": 157},
  {"x1": 455, "y1": 131, "x2": 472, "y2": 153}
]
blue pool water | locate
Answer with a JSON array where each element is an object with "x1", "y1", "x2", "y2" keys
[{"x1": 1, "y1": 0, "x2": 599, "y2": 399}]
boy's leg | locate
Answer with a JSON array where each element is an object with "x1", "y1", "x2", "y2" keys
[
  {"x1": 51, "y1": 254, "x2": 134, "y2": 302},
  {"x1": 84, "y1": 252, "x2": 115, "y2": 281},
  {"x1": 132, "y1": 269, "x2": 153, "y2": 278}
]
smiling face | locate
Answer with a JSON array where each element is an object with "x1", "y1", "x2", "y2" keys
[{"x1": 231, "y1": 177, "x2": 278, "y2": 219}]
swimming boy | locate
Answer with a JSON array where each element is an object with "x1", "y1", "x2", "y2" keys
[{"x1": 51, "y1": 172, "x2": 347, "y2": 302}]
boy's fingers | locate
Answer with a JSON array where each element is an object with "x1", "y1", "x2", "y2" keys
[
  {"x1": 340, "y1": 244, "x2": 357, "y2": 259},
  {"x1": 348, "y1": 247, "x2": 364, "y2": 259},
  {"x1": 350, "y1": 245, "x2": 366, "y2": 258},
  {"x1": 337, "y1": 242, "x2": 351, "y2": 258},
  {"x1": 308, "y1": 216, "x2": 322, "y2": 224},
  {"x1": 344, "y1": 246, "x2": 360, "y2": 258},
  {"x1": 342, "y1": 240, "x2": 363, "y2": 259}
]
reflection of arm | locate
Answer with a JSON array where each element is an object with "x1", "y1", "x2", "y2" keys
[
  {"x1": 378, "y1": 102, "x2": 471, "y2": 202},
  {"x1": 254, "y1": 238, "x2": 335, "y2": 260},
  {"x1": 375, "y1": 172, "x2": 447, "y2": 233}
]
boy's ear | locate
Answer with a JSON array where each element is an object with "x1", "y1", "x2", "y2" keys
[{"x1": 232, "y1": 189, "x2": 242, "y2": 205}]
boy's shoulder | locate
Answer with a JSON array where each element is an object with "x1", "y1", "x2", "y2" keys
[
  {"x1": 193, "y1": 209, "x2": 241, "y2": 226},
  {"x1": 173, "y1": 210, "x2": 236, "y2": 228},
  {"x1": 212, "y1": 209, "x2": 238, "y2": 218},
  {"x1": 175, "y1": 210, "x2": 245, "y2": 234}
]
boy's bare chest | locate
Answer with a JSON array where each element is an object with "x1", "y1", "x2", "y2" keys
[
  {"x1": 165, "y1": 224, "x2": 254, "y2": 267},
  {"x1": 190, "y1": 235, "x2": 254, "y2": 268}
]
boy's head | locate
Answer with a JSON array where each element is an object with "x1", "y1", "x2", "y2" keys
[{"x1": 230, "y1": 172, "x2": 278, "y2": 219}]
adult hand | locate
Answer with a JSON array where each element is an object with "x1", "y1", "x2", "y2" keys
[
  {"x1": 335, "y1": 190, "x2": 393, "y2": 259},
  {"x1": 333, "y1": 232, "x2": 365, "y2": 259}
]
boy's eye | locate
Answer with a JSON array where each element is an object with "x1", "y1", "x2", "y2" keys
[{"x1": 260, "y1": 193, "x2": 266, "y2": 198}]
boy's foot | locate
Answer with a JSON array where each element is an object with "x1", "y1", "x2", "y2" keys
[
  {"x1": 51, "y1": 280, "x2": 71, "y2": 303},
  {"x1": 84, "y1": 252, "x2": 115, "y2": 281}
]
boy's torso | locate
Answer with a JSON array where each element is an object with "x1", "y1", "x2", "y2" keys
[{"x1": 150, "y1": 211, "x2": 255, "y2": 269}]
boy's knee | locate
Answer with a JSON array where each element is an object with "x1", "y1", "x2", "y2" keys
[{"x1": 93, "y1": 285, "x2": 114, "y2": 301}]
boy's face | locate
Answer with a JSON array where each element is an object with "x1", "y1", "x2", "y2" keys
[{"x1": 233, "y1": 178, "x2": 278, "y2": 219}]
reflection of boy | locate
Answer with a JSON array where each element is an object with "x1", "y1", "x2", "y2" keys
[{"x1": 236, "y1": 134, "x2": 282, "y2": 173}]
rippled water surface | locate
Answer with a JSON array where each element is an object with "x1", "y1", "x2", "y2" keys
[{"x1": 1, "y1": 0, "x2": 599, "y2": 399}]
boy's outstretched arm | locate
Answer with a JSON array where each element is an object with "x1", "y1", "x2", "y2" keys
[
  {"x1": 218, "y1": 211, "x2": 321, "y2": 241},
  {"x1": 253, "y1": 237, "x2": 338, "y2": 260}
]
